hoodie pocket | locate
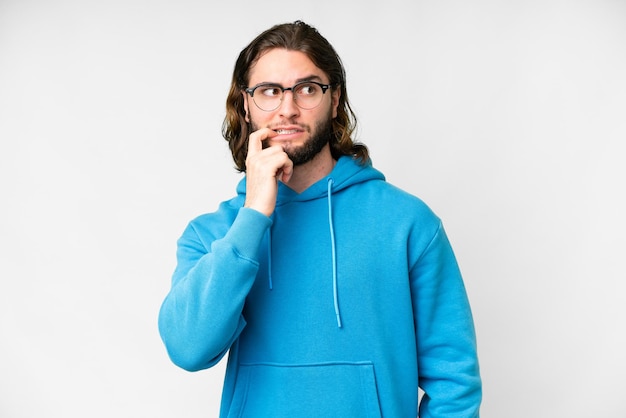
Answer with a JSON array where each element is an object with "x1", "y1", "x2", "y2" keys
[{"x1": 226, "y1": 361, "x2": 382, "y2": 418}]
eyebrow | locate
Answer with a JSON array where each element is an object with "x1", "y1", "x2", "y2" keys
[
  {"x1": 296, "y1": 75, "x2": 324, "y2": 83},
  {"x1": 255, "y1": 75, "x2": 325, "y2": 86}
]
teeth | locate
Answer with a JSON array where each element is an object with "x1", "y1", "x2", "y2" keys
[{"x1": 276, "y1": 129, "x2": 298, "y2": 134}]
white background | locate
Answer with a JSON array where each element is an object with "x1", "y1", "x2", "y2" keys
[{"x1": 1, "y1": 0, "x2": 625, "y2": 417}]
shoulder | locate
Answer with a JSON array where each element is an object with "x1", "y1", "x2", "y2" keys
[
  {"x1": 336, "y1": 179, "x2": 443, "y2": 250},
  {"x1": 351, "y1": 179, "x2": 439, "y2": 221}
]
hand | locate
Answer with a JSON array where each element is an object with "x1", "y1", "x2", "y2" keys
[{"x1": 243, "y1": 128, "x2": 293, "y2": 217}]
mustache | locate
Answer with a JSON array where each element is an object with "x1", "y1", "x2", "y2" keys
[{"x1": 268, "y1": 122, "x2": 310, "y2": 131}]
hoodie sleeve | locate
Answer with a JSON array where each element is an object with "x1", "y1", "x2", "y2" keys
[
  {"x1": 158, "y1": 207, "x2": 271, "y2": 372},
  {"x1": 410, "y1": 222, "x2": 482, "y2": 417}
]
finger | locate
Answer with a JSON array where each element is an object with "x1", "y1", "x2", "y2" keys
[
  {"x1": 279, "y1": 157, "x2": 294, "y2": 183},
  {"x1": 247, "y1": 128, "x2": 278, "y2": 157}
]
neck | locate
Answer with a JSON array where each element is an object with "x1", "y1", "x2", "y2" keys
[{"x1": 283, "y1": 145, "x2": 336, "y2": 193}]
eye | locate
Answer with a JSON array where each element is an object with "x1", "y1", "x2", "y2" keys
[
  {"x1": 259, "y1": 85, "x2": 282, "y2": 97},
  {"x1": 295, "y1": 83, "x2": 318, "y2": 96}
]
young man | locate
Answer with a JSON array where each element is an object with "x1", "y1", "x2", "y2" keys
[{"x1": 159, "y1": 21, "x2": 481, "y2": 417}]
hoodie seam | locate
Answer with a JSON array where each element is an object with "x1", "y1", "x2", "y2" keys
[{"x1": 410, "y1": 220, "x2": 443, "y2": 272}]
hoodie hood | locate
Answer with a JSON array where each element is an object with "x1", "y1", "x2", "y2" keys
[
  {"x1": 236, "y1": 156, "x2": 385, "y2": 328},
  {"x1": 235, "y1": 156, "x2": 386, "y2": 205}
]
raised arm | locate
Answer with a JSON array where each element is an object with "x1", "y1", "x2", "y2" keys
[{"x1": 158, "y1": 207, "x2": 271, "y2": 371}]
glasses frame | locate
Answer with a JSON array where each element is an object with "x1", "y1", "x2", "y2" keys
[{"x1": 244, "y1": 81, "x2": 333, "y2": 112}]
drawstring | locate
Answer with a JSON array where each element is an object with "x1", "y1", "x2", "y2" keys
[
  {"x1": 327, "y1": 178, "x2": 342, "y2": 328},
  {"x1": 266, "y1": 228, "x2": 273, "y2": 290},
  {"x1": 264, "y1": 179, "x2": 343, "y2": 328}
]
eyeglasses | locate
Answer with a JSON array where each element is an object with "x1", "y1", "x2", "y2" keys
[{"x1": 244, "y1": 81, "x2": 332, "y2": 112}]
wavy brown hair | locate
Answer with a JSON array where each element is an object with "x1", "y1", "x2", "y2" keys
[{"x1": 222, "y1": 21, "x2": 369, "y2": 172}]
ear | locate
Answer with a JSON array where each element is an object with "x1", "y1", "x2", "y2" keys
[
  {"x1": 331, "y1": 87, "x2": 341, "y2": 119},
  {"x1": 242, "y1": 90, "x2": 250, "y2": 122}
]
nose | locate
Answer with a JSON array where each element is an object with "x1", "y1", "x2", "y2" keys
[{"x1": 278, "y1": 90, "x2": 300, "y2": 118}]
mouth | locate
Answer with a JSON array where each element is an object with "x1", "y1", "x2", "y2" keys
[
  {"x1": 272, "y1": 125, "x2": 305, "y2": 136},
  {"x1": 274, "y1": 129, "x2": 301, "y2": 135}
]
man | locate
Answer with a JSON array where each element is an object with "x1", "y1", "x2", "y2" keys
[{"x1": 159, "y1": 21, "x2": 481, "y2": 417}]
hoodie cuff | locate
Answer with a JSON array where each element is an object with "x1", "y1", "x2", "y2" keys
[{"x1": 224, "y1": 207, "x2": 272, "y2": 261}]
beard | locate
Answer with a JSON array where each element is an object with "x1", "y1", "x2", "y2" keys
[{"x1": 251, "y1": 114, "x2": 334, "y2": 166}]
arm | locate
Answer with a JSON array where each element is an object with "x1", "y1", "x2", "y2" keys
[
  {"x1": 158, "y1": 207, "x2": 271, "y2": 371},
  {"x1": 411, "y1": 222, "x2": 482, "y2": 417},
  {"x1": 159, "y1": 128, "x2": 292, "y2": 371}
]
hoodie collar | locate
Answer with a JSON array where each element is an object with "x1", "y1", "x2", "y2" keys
[{"x1": 236, "y1": 156, "x2": 385, "y2": 204}]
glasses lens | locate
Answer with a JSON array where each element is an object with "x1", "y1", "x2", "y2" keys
[
  {"x1": 253, "y1": 85, "x2": 282, "y2": 111},
  {"x1": 293, "y1": 82, "x2": 324, "y2": 110}
]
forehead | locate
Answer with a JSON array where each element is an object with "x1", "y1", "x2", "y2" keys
[{"x1": 248, "y1": 48, "x2": 328, "y2": 85}]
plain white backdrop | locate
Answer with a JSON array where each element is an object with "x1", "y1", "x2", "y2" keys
[{"x1": 1, "y1": 0, "x2": 625, "y2": 417}]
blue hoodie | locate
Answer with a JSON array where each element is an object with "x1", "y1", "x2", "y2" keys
[{"x1": 159, "y1": 156, "x2": 481, "y2": 417}]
